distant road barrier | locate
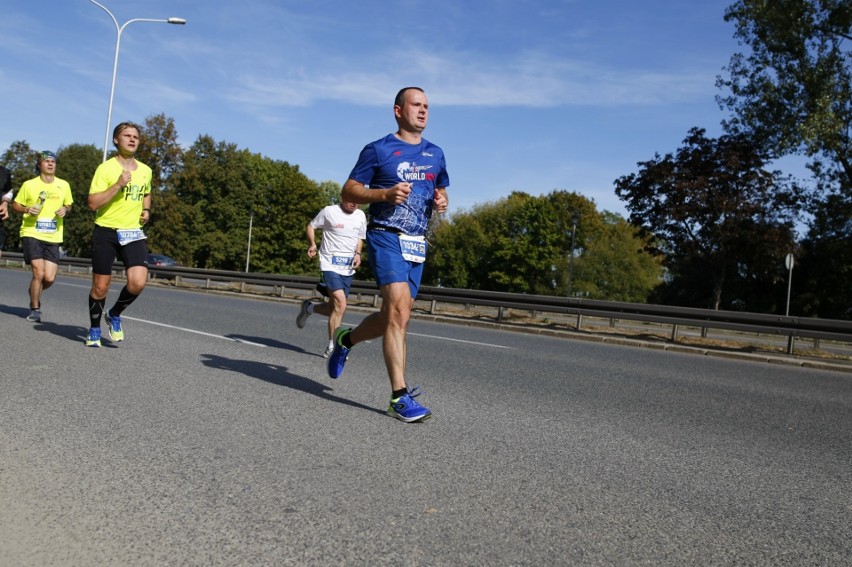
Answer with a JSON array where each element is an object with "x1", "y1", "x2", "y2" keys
[{"x1": 3, "y1": 252, "x2": 850, "y2": 353}]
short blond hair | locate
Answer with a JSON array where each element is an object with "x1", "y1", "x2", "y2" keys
[{"x1": 112, "y1": 121, "x2": 142, "y2": 148}]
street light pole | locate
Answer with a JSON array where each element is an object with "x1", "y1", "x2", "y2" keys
[
  {"x1": 88, "y1": 0, "x2": 186, "y2": 162},
  {"x1": 567, "y1": 212, "x2": 579, "y2": 296},
  {"x1": 245, "y1": 211, "x2": 254, "y2": 273},
  {"x1": 785, "y1": 253, "x2": 795, "y2": 317}
]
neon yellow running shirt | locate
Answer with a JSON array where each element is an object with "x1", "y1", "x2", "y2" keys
[
  {"x1": 89, "y1": 157, "x2": 152, "y2": 229},
  {"x1": 14, "y1": 176, "x2": 73, "y2": 243}
]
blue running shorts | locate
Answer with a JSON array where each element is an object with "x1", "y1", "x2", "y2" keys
[
  {"x1": 320, "y1": 270, "x2": 353, "y2": 298},
  {"x1": 366, "y1": 229, "x2": 425, "y2": 298}
]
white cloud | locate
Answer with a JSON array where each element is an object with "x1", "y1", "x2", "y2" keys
[{"x1": 223, "y1": 48, "x2": 715, "y2": 110}]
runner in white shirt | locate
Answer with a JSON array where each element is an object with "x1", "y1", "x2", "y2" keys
[{"x1": 296, "y1": 200, "x2": 367, "y2": 357}]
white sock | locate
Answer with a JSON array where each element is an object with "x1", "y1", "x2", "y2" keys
[{"x1": 328, "y1": 340, "x2": 335, "y2": 350}]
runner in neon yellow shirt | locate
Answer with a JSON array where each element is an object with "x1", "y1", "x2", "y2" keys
[
  {"x1": 90, "y1": 154, "x2": 152, "y2": 229},
  {"x1": 11, "y1": 151, "x2": 73, "y2": 322},
  {"x1": 85, "y1": 121, "x2": 153, "y2": 347}
]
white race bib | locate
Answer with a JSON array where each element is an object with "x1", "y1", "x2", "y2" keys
[
  {"x1": 35, "y1": 220, "x2": 58, "y2": 233},
  {"x1": 399, "y1": 234, "x2": 427, "y2": 263},
  {"x1": 117, "y1": 228, "x2": 147, "y2": 246},
  {"x1": 331, "y1": 255, "x2": 355, "y2": 267}
]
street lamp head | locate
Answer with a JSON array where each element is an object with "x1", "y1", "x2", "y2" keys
[{"x1": 167, "y1": 18, "x2": 187, "y2": 25}]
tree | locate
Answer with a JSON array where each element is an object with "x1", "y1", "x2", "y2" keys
[
  {"x1": 574, "y1": 212, "x2": 663, "y2": 302},
  {"x1": 136, "y1": 113, "x2": 183, "y2": 191},
  {"x1": 425, "y1": 207, "x2": 490, "y2": 289},
  {"x1": 165, "y1": 135, "x2": 325, "y2": 272},
  {"x1": 718, "y1": 0, "x2": 852, "y2": 318},
  {"x1": 718, "y1": 0, "x2": 852, "y2": 195},
  {"x1": 0, "y1": 140, "x2": 37, "y2": 251},
  {"x1": 794, "y1": 193, "x2": 852, "y2": 318},
  {"x1": 54, "y1": 144, "x2": 101, "y2": 258},
  {"x1": 424, "y1": 190, "x2": 661, "y2": 299},
  {"x1": 614, "y1": 128, "x2": 802, "y2": 310},
  {"x1": 486, "y1": 191, "x2": 572, "y2": 294},
  {"x1": 318, "y1": 180, "x2": 342, "y2": 205},
  {"x1": 241, "y1": 152, "x2": 326, "y2": 274},
  {"x1": 433, "y1": 191, "x2": 597, "y2": 294}
]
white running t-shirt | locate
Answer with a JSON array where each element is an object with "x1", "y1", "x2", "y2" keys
[{"x1": 310, "y1": 204, "x2": 367, "y2": 276}]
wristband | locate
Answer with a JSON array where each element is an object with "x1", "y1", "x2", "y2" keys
[{"x1": 143, "y1": 208, "x2": 151, "y2": 212}]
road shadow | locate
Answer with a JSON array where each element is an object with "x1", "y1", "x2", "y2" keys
[
  {"x1": 225, "y1": 334, "x2": 325, "y2": 357},
  {"x1": 200, "y1": 353, "x2": 384, "y2": 416},
  {"x1": 0, "y1": 304, "x2": 33, "y2": 319},
  {"x1": 0, "y1": 304, "x2": 120, "y2": 347}
]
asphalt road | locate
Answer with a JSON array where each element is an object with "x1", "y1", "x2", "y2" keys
[{"x1": 1, "y1": 268, "x2": 850, "y2": 566}]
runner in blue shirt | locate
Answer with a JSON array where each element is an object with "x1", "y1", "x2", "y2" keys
[{"x1": 327, "y1": 87, "x2": 450, "y2": 423}]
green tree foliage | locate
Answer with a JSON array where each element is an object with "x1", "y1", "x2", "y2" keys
[
  {"x1": 574, "y1": 212, "x2": 663, "y2": 302},
  {"x1": 717, "y1": 0, "x2": 851, "y2": 318},
  {"x1": 1, "y1": 140, "x2": 37, "y2": 185},
  {"x1": 486, "y1": 192, "x2": 571, "y2": 293},
  {"x1": 0, "y1": 140, "x2": 37, "y2": 251},
  {"x1": 244, "y1": 152, "x2": 326, "y2": 275},
  {"x1": 794, "y1": 193, "x2": 851, "y2": 318},
  {"x1": 318, "y1": 180, "x2": 342, "y2": 205},
  {"x1": 425, "y1": 190, "x2": 660, "y2": 299},
  {"x1": 136, "y1": 113, "x2": 183, "y2": 190},
  {"x1": 53, "y1": 144, "x2": 101, "y2": 257},
  {"x1": 425, "y1": 209, "x2": 489, "y2": 289},
  {"x1": 134, "y1": 114, "x2": 188, "y2": 259},
  {"x1": 428, "y1": 191, "x2": 573, "y2": 293},
  {"x1": 718, "y1": 0, "x2": 852, "y2": 193},
  {"x1": 166, "y1": 135, "x2": 325, "y2": 272},
  {"x1": 615, "y1": 128, "x2": 802, "y2": 311}
]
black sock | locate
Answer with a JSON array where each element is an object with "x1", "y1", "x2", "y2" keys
[
  {"x1": 110, "y1": 286, "x2": 139, "y2": 317},
  {"x1": 341, "y1": 330, "x2": 354, "y2": 349},
  {"x1": 89, "y1": 295, "x2": 105, "y2": 328},
  {"x1": 392, "y1": 388, "x2": 408, "y2": 399}
]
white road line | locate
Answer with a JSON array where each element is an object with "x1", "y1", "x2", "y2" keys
[
  {"x1": 56, "y1": 282, "x2": 266, "y2": 346},
  {"x1": 57, "y1": 281, "x2": 509, "y2": 350},
  {"x1": 338, "y1": 318, "x2": 513, "y2": 349},
  {"x1": 407, "y1": 332, "x2": 515, "y2": 349},
  {"x1": 122, "y1": 316, "x2": 267, "y2": 347}
]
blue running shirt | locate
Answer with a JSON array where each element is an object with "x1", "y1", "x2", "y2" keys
[{"x1": 348, "y1": 134, "x2": 450, "y2": 236}]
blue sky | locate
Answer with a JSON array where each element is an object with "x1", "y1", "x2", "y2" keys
[{"x1": 1, "y1": 0, "x2": 762, "y2": 217}]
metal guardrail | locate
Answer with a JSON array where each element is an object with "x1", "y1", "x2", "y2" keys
[{"x1": 3, "y1": 252, "x2": 850, "y2": 352}]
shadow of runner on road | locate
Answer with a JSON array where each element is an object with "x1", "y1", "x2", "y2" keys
[
  {"x1": 0, "y1": 304, "x2": 31, "y2": 319},
  {"x1": 225, "y1": 333, "x2": 324, "y2": 357},
  {"x1": 200, "y1": 353, "x2": 385, "y2": 417},
  {"x1": 0, "y1": 303, "x2": 119, "y2": 347},
  {"x1": 33, "y1": 320, "x2": 118, "y2": 346}
]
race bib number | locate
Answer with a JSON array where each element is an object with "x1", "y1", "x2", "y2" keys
[
  {"x1": 117, "y1": 228, "x2": 147, "y2": 246},
  {"x1": 331, "y1": 255, "x2": 355, "y2": 267},
  {"x1": 35, "y1": 220, "x2": 58, "y2": 233},
  {"x1": 399, "y1": 234, "x2": 427, "y2": 263}
]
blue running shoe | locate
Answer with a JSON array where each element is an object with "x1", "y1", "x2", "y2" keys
[
  {"x1": 85, "y1": 327, "x2": 102, "y2": 347},
  {"x1": 327, "y1": 328, "x2": 351, "y2": 379},
  {"x1": 106, "y1": 310, "x2": 124, "y2": 342},
  {"x1": 387, "y1": 386, "x2": 432, "y2": 422}
]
